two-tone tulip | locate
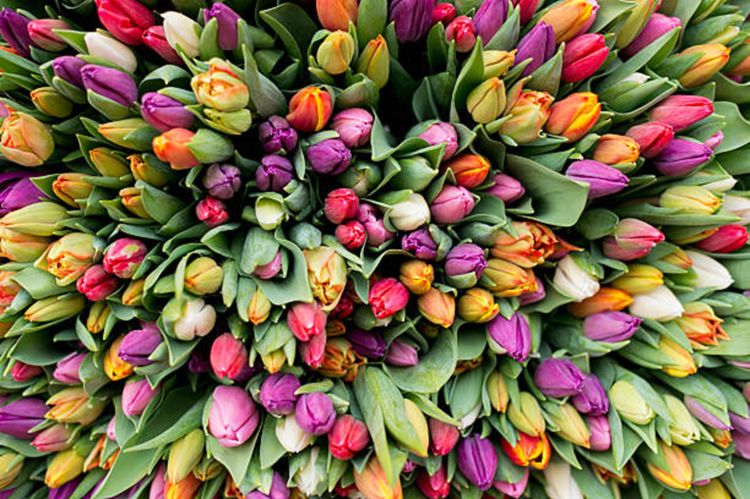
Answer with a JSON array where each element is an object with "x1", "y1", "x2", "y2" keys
[
  {"x1": 287, "y1": 86, "x2": 333, "y2": 133},
  {"x1": 417, "y1": 287, "x2": 456, "y2": 328},
  {"x1": 103, "y1": 237, "x2": 146, "y2": 279},
  {"x1": 166, "y1": 429, "x2": 204, "y2": 484},
  {"x1": 305, "y1": 246, "x2": 347, "y2": 311},
  {"x1": 675, "y1": 302, "x2": 728, "y2": 348},
  {"x1": 152, "y1": 128, "x2": 200, "y2": 170},
  {"x1": 353, "y1": 456, "x2": 403, "y2": 499},
  {"x1": 38, "y1": 232, "x2": 103, "y2": 286},
  {"x1": 46, "y1": 387, "x2": 107, "y2": 425},
  {"x1": 660, "y1": 185, "x2": 721, "y2": 214},
  {"x1": 44, "y1": 448, "x2": 84, "y2": 489},
  {"x1": 192, "y1": 61, "x2": 249, "y2": 111},
  {"x1": 499, "y1": 89, "x2": 554, "y2": 144},
  {"x1": 546, "y1": 93, "x2": 601, "y2": 143},
  {"x1": 31, "y1": 424, "x2": 73, "y2": 453},
  {"x1": 0, "y1": 112, "x2": 54, "y2": 167},
  {"x1": 674, "y1": 43, "x2": 729, "y2": 88},
  {"x1": 317, "y1": 0, "x2": 358, "y2": 31},
  {"x1": 645, "y1": 441, "x2": 693, "y2": 491},
  {"x1": 603, "y1": 219, "x2": 664, "y2": 261},
  {"x1": 611, "y1": 264, "x2": 663, "y2": 295},
  {"x1": 538, "y1": 0, "x2": 599, "y2": 43},
  {"x1": 184, "y1": 256, "x2": 223, "y2": 295},
  {"x1": 30, "y1": 18, "x2": 71, "y2": 52},
  {"x1": 467, "y1": 78, "x2": 506, "y2": 124},
  {"x1": 76, "y1": 264, "x2": 120, "y2": 302},
  {"x1": 500, "y1": 432, "x2": 551, "y2": 470},
  {"x1": 592, "y1": 134, "x2": 640, "y2": 168},
  {"x1": 458, "y1": 287, "x2": 499, "y2": 323},
  {"x1": 482, "y1": 258, "x2": 538, "y2": 298},
  {"x1": 163, "y1": 295, "x2": 217, "y2": 341}
]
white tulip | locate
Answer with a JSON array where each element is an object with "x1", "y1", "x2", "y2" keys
[
  {"x1": 544, "y1": 460, "x2": 584, "y2": 499},
  {"x1": 685, "y1": 250, "x2": 734, "y2": 290},
  {"x1": 162, "y1": 11, "x2": 201, "y2": 58},
  {"x1": 294, "y1": 447, "x2": 324, "y2": 496},
  {"x1": 458, "y1": 402, "x2": 482, "y2": 430},
  {"x1": 629, "y1": 285, "x2": 684, "y2": 322},
  {"x1": 553, "y1": 254, "x2": 600, "y2": 302},
  {"x1": 702, "y1": 176, "x2": 737, "y2": 194},
  {"x1": 275, "y1": 414, "x2": 313, "y2": 453},
  {"x1": 84, "y1": 32, "x2": 137, "y2": 73},
  {"x1": 164, "y1": 296, "x2": 217, "y2": 341},
  {"x1": 722, "y1": 195, "x2": 750, "y2": 225},
  {"x1": 389, "y1": 193, "x2": 431, "y2": 231}
]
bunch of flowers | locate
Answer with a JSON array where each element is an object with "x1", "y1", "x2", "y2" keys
[{"x1": 0, "y1": 0, "x2": 750, "y2": 497}]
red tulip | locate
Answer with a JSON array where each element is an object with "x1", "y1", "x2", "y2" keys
[{"x1": 95, "y1": 0, "x2": 155, "y2": 46}]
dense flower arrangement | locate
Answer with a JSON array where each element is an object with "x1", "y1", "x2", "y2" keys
[{"x1": 0, "y1": 0, "x2": 750, "y2": 497}]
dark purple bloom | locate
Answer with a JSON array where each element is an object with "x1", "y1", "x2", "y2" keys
[
  {"x1": 140, "y1": 92, "x2": 194, "y2": 132},
  {"x1": 0, "y1": 8, "x2": 31, "y2": 57},
  {"x1": 473, "y1": 0, "x2": 508, "y2": 45},
  {"x1": 259, "y1": 116, "x2": 298, "y2": 154},
  {"x1": 347, "y1": 329, "x2": 387, "y2": 359},
  {"x1": 306, "y1": 138, "x2": 352, "y2": 175},
  {"x1": 81, "y1": 64, "x2": 138, "y2": 108},
  {"x1": 385, "y1": 338, "x2": 419, "y2": 366},
  {"x1": 52, "y1": 56, "x2": 86, "y2": 87},
  {"x1": 203, "y1": 164, "x2": 241, "y2": 200},
  {"x1": 188, "y1": 349, "x2": 211, "y2": 373},
  {"x1": 256, "y1": 155, "x2": 294, "y2": 192},
  {"x1": 583, "y1": 311, "x2": 641, "y2": 343},
  {"x1": 571, "y1": 374, "x2": 609, "y2": 416},
  {"x1": 0, "y1": 398, "x2": 47, "y2": 439},
  {"x1": 487, "y1": 312, "x2": 531, "y2": 362},
  {"x1": 445, "y1": 243, "x2": 487, "y2": 277},
  {"x1": 534, "y1": 358, "x2": 586, "y2": 398},
  {"x1": 652, "y1": 138, "x2": 713, "y2": 177},
  {"x1": 390, "y1": 0, "x2": 437, "y2": 42},
  {"x1": 457, "y1": 435, "x2": 497, "y2": 490},
  {"x1": 294, "y1": 392, "x2": 336, "y2": 435},
  {"x1": 204, "y1": 2, "x2": 241, "y2": 51},
  {"x1": 259, "y1": 373, "x2": 300, "y2": 416},
  {"x1": 515, "y1": 22, "x2": 555, "y2": 76},
  {"x1": 49, "y1": 478, "x2": 82, "y2": 499},
  {"x1": 0, "y1": 171, "x2": 44, "y2": 216},
  {"x1": 118, "y1": 322, "x2": 162, "y2": 367},
  {"x1": 401, "y1": 226, "x2": 438, "y2": 260},
  {"x1": 566, "y1": 159, "x2": 629, "y2": 199}
]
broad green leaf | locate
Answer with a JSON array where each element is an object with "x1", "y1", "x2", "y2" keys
[
  {"x1": 388, "y1": 327, "x2": 457, "y2": 393},
  {"x1": 259, "y1": 3, "x2": 318, "y2": 61},
  {"x1": 92, "y1": 447, "x2": 163, "y2": 499}
]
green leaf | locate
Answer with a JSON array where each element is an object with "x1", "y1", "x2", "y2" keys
[
  {"x1": 259, "y1": 3, "x2": 318, "y2": 61},
  {"x1": 125, "y1": 388, "x2": 207, "y2": 451},
  {"x1": 207, "y1": 435, "x2": 253, "y2": 485},
  {"x1": 255, "y1": 232, "x2": 313, "y2": 305},
  {"x1": 714, "y1": 101, "x2": 750, "y2": 154},
  {"x1": 485, "y1": 5, "x2": 520, "y2": 51},
  {"x1": 0, "y1": 434, "x2": 45, "y2": 458},
  {"x1": 599, "y1": 28, "x2": 680, "y2": 89},
  {"x1": 243, "y1": 46, "x2": 287, "y2": 117},
  {"x1": 239, "y1": 228, "x2": 279, "y2": 275},
  {"x1": 590, "y1": 0, "x2": 636, "y2": 33},
  {"x1": 12, "y1": 267, "x2": 75, "y2": 299},
  {"x1": 140, "y1": 183, "x2": 187, "y2": 224},
  {"x1": 450, "y1": 41, "x2": 485, "y2": 122},
  {"x1": 684, "y1": 449, "x2": 732, "y2": 483},
  {"x1": 259, "y1": 415, "x2": 287, "y2": 469},
  {"x1": 387, "y1": 327, "x2": 457, "y2": 393},
  {"x1": 92, "y1": 447, "x2": 163, "y2": 499},
  {"x1": 353, "y1": 371, "x2": 396, "y2": 484},
  {"x1": 357, "y1": 0, "x2": 387, "y2": 46},
  {"x1": 11, "y1": 330, "x2": 68, "y2": 366}
]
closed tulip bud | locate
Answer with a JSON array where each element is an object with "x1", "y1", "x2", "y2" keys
[
  {"x1": 568, "y1": 287, "x2": 633, "y2": 317},
  {"x1": 397, "y1": 260, "x2": 432, "y2": 295},
  {"x1": 46, "y1": 387, "x2": 107, "y2": 425},
  {"x1": 182, "y1": 256, "x2": 223, "y2": 295},
  {"x1": 122, "y1": 377, "x2": 159, "y2": 417},
  {"x1": 425, "y1": 419, "x2": 459, "y2": 457},
  {"x1": 52, "y1": 352, "x2": 85, "y2": 385},
  {"x1": 9, "y1": 360, "x2": 40, "y2": 382},
  {"x1": 652, "y1": 138, "x2": 713, "y2": 177},
  {"x1": 118, "y1": 322, "x2": 161, "y2": 366},
  {"x1": 418, "y1": 122, "x2": 459, "y2": 159},
  {"x1": 473, "y1": 0, "x2": 508, "y2": 44},
  {"x1": 546, "y1": 93, "x2": 601, "y2": 143},
  {"x1": 196, "y1": 197, "x2": 228, "y2": 227},
  {"x1": 592, "y1": 134, "x2": 640, "y2": 167},
  {"x1": 259, "y1": 373, "x2": 300, "y2": 416},
  {"x1": 369, "y1": 277, "x2": 409, "y2": 319},
  {"x1": 295, "y1": 392, "x2": 336, "y2": 435},
  {"x1": 203, "y1": 3, "x2": 241, "y2": 51},
  {"x1": 167, "y1": 429, "x2": 204, "y2": 484},
  {"x1": 0, "y1": 112, "x2": 54, "y2": 167},
  {"x1": 432, "y1": 3, "x2": 457, "y2": 24},
  {"x1": 0, "y1": 203, "x2": 65, "y2": 239},
  {"x1": 0, "y1": 8, "x2": 31, "y2": 56},
  {"x1": 664, "y1": 395, "x2": 701, "y2": 445},
  {"x1": 467, "y1": 78, "x2": 506, "y2": 124},
  {"x1": 32, "y1": 424, "x2": 73, "y2": 453},
  {"x1": 104, "y1": 335, "x2": 134, "y2": 381},
  {"x1": 162, "y1": 11, "x2": 200, "y2": 58},
  {"x1": 417, "y1": 287, "x2": 456, "y2": 328},
  {"x1": 697, "y1": 480, "x2": 731, "y2": 499},
  {"x1": 331, "y1": 109, "x2": 374, "y2": 149},
  {"x1": 538, "y1": 0, "x2": 599, "y2": 43},
  {"x1": 660, "y1": 185, "x2": 721, "y2": 214},
  {"x1": 192, "y1": 61, "x2": 249, "y2": 112},
  {"x1": 76, "y1": 264, "x2": 120, "y2": 302},
  {"x1": 44, "y1": 448, "x2": 84, "y2": 489},
  {"x1": 508, "y1": 392, "x2": 545, "y2": 436},
  {"x1": 259, "y1": 115, "x2": 298, "y2": 154},
  {"x1": 0, "y1": 397, "x2": 46, "y2": 439},
  {"x1": 86, "y1": 302, "x2": 110, "y2": 333},
  {"x1": 535, "y1": 358, "x2": 585, "y2": 398},
  {"x1": 685, "y1": 396, "x2": 729, "y2": 431},
  {"x1": 681, "y1": 250, "x2": 733, "y2": 290},
  {"x1": 163, "y1": 295, "x2": 217, "y2": 341},
  {"x1": 390, "y1": 193, "x2": 431, "y2": 231},
  {"x1": 305, "y1": 247, "x2": 347, "y2": 311},
  {"x1": 562, "y1": 34, "x2": 609, "y2": 83},
  {"x1": 626, "y1": 122, "x2": 674, "y2": 159},
  {"x1": 328, "y1": 415, "x2": 369, "y2": 460},
  {"x1": 95, "y1": 0, "x2": 154, "y2": 46},
  {"x1": 319, "y1": 336, "x2": 362, "y2": 380},
  {"x1": 152, "y1": 128, "x2": 200, "y2": 170},
  {"x1": 430, "y1": 185, "x2": 475, "y2": 224},
  {"x1": 482, "y1": 258, "x2": 538, "y2": 297},
  {"x1": 500, "y1": 89, "x2": 554, "y2": 144},
  {"x1": 140, "y1": 92, "x2": 194, "y2": 133},
  {"x1": 354, "y1": 456, "x2": 403, "y2": 499},
  {"x1": 209, "y1": 333, "x2": 248, "y2": 381},
  {"x1": 616, "y1": 0, "x2": 661, "y2": 48},
  {"x1": 85, "y1": 32, "x2": 137, "y2": 74},
  {"x1": 123, "y1": 278, "x2": 144, "y2": 307},
  {"x1": 584, "y1": 311, "x2": 641, "y2": 342},
  {"x1": 25, "y1": 294, "x2": 85, "y2": 322},
  {"x1": 0, "y1": 172, "x2": 45, "y2": 216},
  {"x1": 727, "y1": 39, "x2": 750, "y2": 77},
  {"x1": 38, "y1": 232, "x2": 103, "y2": 287},
  {"x1": 390, "y1": 0, "x2": 435, "y2": 43},
  {"x1": 208, "y1": 386, "x2": 259, "y2": 448},
  {"x1": 30, "y1": 86, "x2": 73, "y2": 118},
  {"x1": 588, "y1": 415, "x2": 611, "y2": 451},
  {"x1": 549, "y1": 403, "x2": 590, "y2": 448},
  {"x1": 487, "y1": 312, "x2": 531, "y2": 362},
  {"x1": 446, "y1": 243, "x2": 487, "y2": 285},
  {"x1": 674, "y1": 43, "x2": 729, "y2": 88},
  {"x1": 458, "y1": 435, "x2": 497, "y2": 490},
  {"x1": 629, "y1": 284, "x2": 684, "y2": 321},
  {"x1": 416, "y1": 466, "x2": 450, "y2": 499},
  {"x1": 401, "y1": 226, "x2": 438, "y2": 260},
  {"x1": 348, "y1": 328, "x2": 387, "y2": 358},
  {"x1": 487, "y1": 173, "x2": 525, "y2": 203},
  {"x1": 317, "y1": 0, "x2": 358, "y2": 31},
  {"x1": 324, "y1": 188, "x2": 359, "y2": 224},
  {"x1": 603, "y1": 219, "x2": 664, "y2": 261},
  {"x1": 287, "y1": 301, "x2": 327, "y2": 342},
  {"x1": 484, "y1": 371, "x2": 509, "y2": 413},
  {"x1": 622, "y1": 13, "x2": 681, "y2": 59},
  {"x1": 52, "y1": 55, "x2": 86, "y2": 91},
  {"x1": 609, "y1": 380, "x2": 654, "y2": 425},
  {"x1": 722, "y1": 195, "x2": 750, "y2": 225},
  {"x1": 356, "y1": 204, "x2": 393, "y2": 247},
  {"x1": 501, "y1": 432, "x2": 552, "y2": 470},
  {"x1": 571, "y1": 374, "x2": 609, "y2": 415},
  {"x1": 287, "y1": 86, "x2": 333, "y2": 133},
  {"x1": 482, "y1": 50, "x2": 515, "y2": 79},
  {"x1": 27, "y1": 18, "x2": 69, "y2": 52},
  {"x1": 646, "y1": 441, "x2": 693, "y2": 491},
  {"x1": 458, "y1": 287, "x2": 499, "y2": 323},
  {"x1": 103, "y1": 237, "x2": 146, "y2": 279},
  {"x1": 317, "y1": 30, "x2": 355, "y2": 75},
  {"x1": 385, "y1": 338, "x2": 419, "y2": 366},
  {"x1": 255, "y1": 155, "x2": 292, "y2": 193},
  {"x1": 334, "y1": 220, "x2": 365, "y2": 249},
  {"x1": 81, "y1": 64, "x2": 138, "y2": 118},
  {"x1": 553, "y1": 254, "x2": 600, "y2": 302},
  {"x1": 51, "y1": 173, "x2": 92, "y2": 208},
  {"x1": 142, "y1": 26, "x2": 182, "y2": 64},
  {"x1": 696, "y1": 224, "x2": 748, "y2": 253},
  {"x1": 307, "y1": 138, "x2": 352, "y2": 175},
  {"x1": 611, "y1": 264, "x2": 663, "y2": 295},
  {"x1": 514, "y1": 22, "x2": 556, "y2": 77},
  {"x1": 544, "y1": 461, "x2": 585, "y2": 499},
  {"x1": 445, "y1": 16, "x2": 475, "y2": 53},
  {"x1": 650, "y1": 95, "x2": 714, "y2": 132}
]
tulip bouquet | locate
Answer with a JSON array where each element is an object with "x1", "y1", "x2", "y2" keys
[{"x1": 1, "y1": 0, "x2": 750, "y2": 497}]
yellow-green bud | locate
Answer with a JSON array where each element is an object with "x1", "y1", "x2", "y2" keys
[
  {"x1": 167, "y1": 429, "x2": 205, "y2": 484},
  {"x1": 184, "y1": 256, "x2": 224, "y2": 295}
]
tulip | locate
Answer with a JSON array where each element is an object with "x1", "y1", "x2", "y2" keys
[
  {"x1": 441, "y1": 155, "x2": 489, "y2": 191},
  {"x1": 480, "y1": 51, "x2": 513, "y2": 80},
  {"x1": 0, "y1": 172, "x2": 44, "y2": 216},
  {"x1": 81, "y1": 64, "x2": 138, "y2": 111},
  {"x1": 609, "y1": 380, "x2": 655, "y2": 425},
  {"x1": 152, "y1": 128, "x2": 200, "y2": 170},
  {"x1": 583, "y1": 310, "x2": 641, "y2": 343},
  {"x1": 482, "y1": 258, "x2": 538, "y2": 297},
  {"x1": 27, "y1": 18, "x2": 72, "y2": 51},
  {"x1": 335, "y1": 221, "x2": 366, "y2": 249},
  {"x1": 562, "y1": 34, "x2": 608, "y2": 83},
  {"x1": 652, "y1": 138, "x2": 713, "y2": 177},
  {"x1": 245, "y1": 471, "x2": 289, "y2": 499},
  {"x1": 486, "y1": 173, "x2": 525, "y2": 203},
  {"x1": 571, "y1": 374, "x2": 609, "y2": 415},
  {"x1": 622, "y1": 13, "x2": 681, "y2": 58},
  {"x1": 467, "y1": 78, "x2": 506, "y2": 124},
  {"x1": 317, "y1": 30, "x2": 355, "y2": 75},
  {"x1": 30, "y1": 86, "x2": 73, "y2": 119},
  {"x1": 329, "y1": 109, "x2": 374, "y2": 149},
  {"x1": 660, "y1": 185, "x2": 721, "y2": 214},
  {"x1": 534, "y1": 358, "x2": 585, "y2": 398},
  {"x1": 722, "y1": 195, "x2": 750, "y2": 225},
  {"x1": 9, "y1": 361, "x2": 41, "y2": 382},
  {"x1": 508, "y1": 392, "x2": 545, "y2": 436},
  {"x1": 515, "y1": 22, "x2": 556, "y2": 76},
  {"x1": 31, "y1": 424, "x2": 73, "y2": 453},
  {"x1": 543, "y1": 461, "x2": 584, "y2": 499},
  {"x1": 549, "y1": 403, "x2": 590, "y2": 448},
  {"x1": 348, "y1": 328, "x2": 387, "y2": 358},
  {"x1": 358, "y1": 203, "x2": 394, "y2": 246},
  {"x1": 457, "y1": 435, "x2": 497, "y2": 490},
  {"x1": 0, "y1": 398, "x2": 46, "y2": 439},
  {"x1": 646, "y1": 441, "x2": 693, "y2": 491},
  {"x1": 675, "y1": 43, "x2": 730, "y2": 87},
  {"x1": 354, "y1": 456, "x2": 403, "y2": 499},
  {"x1": 433, "y1": 3, "x2": 457, "y2": 24},
  {"x1": 163, "y1": 295, "x2": 217, "y2": 341},
  {"x1": 305, "y1": 246, "x2": 347, "y2": 311},
  {"x1": 209, "y1": 333, "x2": 248, "y2": 381},
  {"x1": 649, "y1": 95, "x2": 714, "y2": 132},
  {"x1": 84, "y1": 32, "x2": 137, "y2": 75},
  {"x1": 307, "y1": 138, "x2": 352, "y2": 175},
  {"x1": 417, "y1": 287, "x2": 456, "y2": 328},
  {"x1": 385, "y1": 338, "x2": 419, "y2": 366},
  {"x1": 0, "y1": 203, "x2": 64, "y2": 237},
  {"x1": 287, "y1": 86, "x2": 333, "y2": 133},
  {"x1": 39, "y1": 232, "x2": 103, "y2": 287},
  {"x1": 592, "y1": 134, "x2": 640, "y2": 167},
  {"x1": 430, "y1": 185, "x2": 475, "y2": 224},
  {"x1": 568, "y1": 287, "x2": 633, "y2": 317},
  {"x1": 355, "y1": 35, "x2": 390, "y2": 89},
  {"x1": 183, "y1": 256, "x2": 223, "y2": 295},
  {"x1": 369, "y1": 277, "x2": 409, "y2": 319},
  {"x1": 319, "y1": 337, "x2": 363, "y2": 381},
  {"x1": 203, "y1": 3, "x2": 240, "y2": 51},
  {"x1": 142, "y1": 26, "x2": 182, "y2": 64},
  {"x1": 51, "y1": 173, "x2": 92, "y2": 208},
  {"x1": 664, "y1": 395, "x2": 701, "y2": 445},
  {"x1": 52, "y1": 55, "x2": 86, "y2": 90},
  {"x1": 499, "y1": 89, "x2": 554, "y2": 144},
  {"x1": 445, "y1": 16, "x2": 476, "y2": 53},
  {"x1": 207, "y1": 386, "x2": 259, "y2": 448},
  {"x1": 25, "y1": 294, "x2": 86, "y2": 322},
  {"x1": 0, "y1": 112, "x2": 54, "y2": 167},
  {"x1": 675, "y1": 301, "x2": 727, "y2": 348},
  {"x1": 121, "y1": 377, "x2": 159, "y2": 417},
  {"x1": 491, "y1": 221, "x2": 558, "y2": 268},
  {"x1": 487, "y1": 371, "x2": 510, "y2": 413},
  {"x1": 324, "y1": 188, "x2": 359, "y2": 224},
  {"x1": 258, "y1": 115, "x2": 298, "y2": 154},
  {"x1": 167, "y1": 429, "x2": 204, "y2": 484},
  {"x1": 317, "y1": 0, "x2": 358, "y2": 31},
  {"x1": 487, "y1": 312, "x2": 531, "y2": 362},
  {"x1": 103, "y1": 335, "x2": 133, "y2": 381},
  {"x1": 566, "y1": 159, "x2": 629, "y2": 198},
  {"x1": 696, "y1": 480, "x2": 732, "y2": 499},
  {"x1": 445, "y1": 243, "x2": 487, "y2": 282},
  {"x1": 418, "y1": 122, "x2": 459, "y2": 159},
  {"x1": 547, "y1": 93, "x2": 601, "y2": 143},
  {"x1": 401, "y1": 227, "x2": 438, "y2": 260},
  {"x1": 705, "y1": 130, "x2": 725, "y2": 151},
  {"x1": 192, "y1": 62, "x2": 249, "y2": 113},
  {"x1": 684, "y1": 396, "x2": 730, "y2": 431},
  {"x1": 626, "y1": 122, "x2": 675, "y2": 158},
  {"x1": 458, "y1": 287, "x2": 499, "y2": 323},
  {"x1": 390, "y1": 0, "x2": 436, "y2": 43},
  {"x1": 611, "y1": 264, "x2": 663, "y2": 296},
  {"x1": 473, "y1": 0, "x2": 508, "y2": 45},
  {"x1": 426, "y1": 418, "x2": 460, "y2": 457},
  {"x1": 295, "y1": 392, "x2": 336, "y2": 435},
  {"x1": 538, "y1": 0, "x2": 599, "y2": 43},
  {"x1": 683, "y1": 250, "x2": 734, "y2": 290},
  {"x1": 118, "y1": 323, "x2": 162, "y2": 366},
  {"x1": 287, "y1": 301, "x2": 327, "y2": 341},
  {"x1": 696, "y1": 224, "x2": 748, "y2": 253},
  {"x1": 76, "y1": 264, "x2": 120, "y2": 302},
  {"x1": 0, "y1": 8, "x2": 30, "y2": 56},
  {"x1": 140, "y1": 92, "x2": 194, "y2": 133},
  {"x1": 196, "y1": 197, "x2": 228, "y2": 227},
  {"x1": 103, "y1": 237, "x2": 146, "y2": 279},
  {"x1": 95, "y1": 0, "x2": 154, "y2": 45},
  {"x1": 390, "y1": 193, "x2": 432, "y2": 231},
  {"x1": 553, "y1": 254, "x2": 600, "y2": 302},
  {"x1": 46, "y1": 387, "x2": 107, "y2": 425},
  {"x1": 259, "y1": 373, "x2": 300, "y2": 416},
  {"x1": 44, "y1": 448, "x2": 84, "y2": 489},
  {"x1": 629, "y1": 284, "x2": 684, "y2": 321},
  {"x1": 162, "y1": 11, "x2": 200, "y2": 58},
  {"x1": 603, "y1": 218, "x2": 664, "y2": 261},
  {"x1": 588, "y1": 415, "x2": 611, "y2": 451},
  {"x1": 500, "y1": 432, "x2": 551, "y2": 470},
  {"x1": 329, "y1": 415, "x2": 369, "y2": 460}
]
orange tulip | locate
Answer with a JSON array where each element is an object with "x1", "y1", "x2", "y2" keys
[
  {"x1": 592, "y1": 134, "x2": 640, "y2": 166},
  {"x1": 0, "y1": 112, "x2": 54, "y2": 167},
  {"x1": 545, "y1": 92, "x2": 601, "y2": 142},
  {"x1": 316, "y1": 0, "x2": 358, "y2": 31},
  {"x1": 152, "y1": 128, "x2": 200, "y2": 170},
  {"x1": 103, "y1": 336, "x2": 134, "y2": 381},
  {"x1": 675, "y1": 302, "x2": 729, "y2": 348},
  {"x1": 353, "y1": 456, "x2": 403, "y2": 499},
  {"x1": 491, "y1": 221, "x2": 558, "y2": 268},
  {"x1": 567, "y1": 287, "x2": 633, "y2": 317},
  {"x1": 417, "y1": 287, "x2": 456, "y2": 328},
  {"x1": 444, "y1": 153, "x2": 491, "y2": 189},
  {"x1": 538, "y1": 0, "x2": 598, "y2": 43},
  {"x1": 646, "y1": 441, "x2": 693, "y2": 492},
  {"x1": 287, "y1": 86, "x2": 333, "y2": 133},
  {"x1": 500, "y1": 432, "x2": 551, "y2": 470}
]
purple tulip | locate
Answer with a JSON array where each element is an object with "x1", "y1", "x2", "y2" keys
[
  {"x1": 0, "y1": 171, "x2": 44, "y2": 216},
  {"x1": 256, "y1": 155, "x2": 294, "y2": 192},
  {"x1": 358, "y1": 203, "x2": 394, "y2": 247},
  {"x1": 486, "y1": 173, "x2": 525, "y2": 203},
  {"x1": 457, "y1": 435, "x2": 498, "y2": 490},
  {"x1": 588, "y1": 415, "x2": 611, "y2": 451},
  {"x1": 487, "y1": 312, "x2": 531, "y2": 362},
  {"x1": 148, "y1": 464, "x2": 166, "y2": 499},
  {"x1": 246, "y1": 471, "x2": 290, "y2": 499},
  {"x1": 331, "y1": 108, "x2": 374, "y2": 148},
  {"x1": 390, "y1": 0, "x2": 437, "y2": 43},
  {"x1": 730, "y1": 411, "x2": 750, "y2": 435},
  {"x1": 685, "y1": 396, "x2": 732, "y2": 431},
  {"x1": 295, "y1": 392, "x2": 336, "y2": 435},
  {"x1": 52, "y1": 56, "x2": 86, "y2": 87},
  {"x1": 583, "y1": 311, "x2": 641, "y2": 343},
  {"x1": 259, "y1": 373, "x2": 300, "y2": 416},
  {"x1": 515, "y1": 22, "x2": 555, "y2": 76},
  {"x1": 259, "y1": 116, "x2": 298, "y2": 154},
  {"x1": 0, "y1": 398, "x2": 47, "y2": 439},
  {"x1": 571, "y1": 374, "x2": 609, "y2": 416},
  {"x1": 306, "y1": 139, "x2": 352, "y2": 175},
  {"x1": 651, "y1": 138, "x2": 712, "y2": 177},
  {"x1": 622, "y1": 13, "x2": 681, "y2": 59},
  {"x1": 122, "y1": 378, "x2": 159, "y2": 417},
  {"x1": 519, "y1": 277, "x2": 545, "y2": 306},
  {"x1": 0, "y1": 8, "x2": 31, "y2": 57},
  {"x1": 53, "y1": 352, "x2": 86, "y2": 384},
  {"x1": 430, "y1": 185, "x2": 475, "y2": 224},
  {"x1": 401, "y1": 226, "x2": 438, "y2": 260},
  {"x1": 0, "y1": 490, "x2": 14, "y2": 499},
  {"x1": 418, "y1": 122, "x2": 459, "y2": 159},
  {"x1": 473, "y1": 0, "x2": 508, "y2": 45},
  {"x1": 81, "y1": 65, "x2": 138, "y2": 108},
  {"x1": 49, "y1": 478, "x2": 82, "y2": 499},
  {"x1": 445, "y1": 243, "x2": 487, "y2": 278},
  {"x1": 347, "y1": 329, "x2": 387, "y2": 359},
  {"x1": 118, "y1": 323, "x2": 162, "y2": 367},
  {"x1": 140, "y1": 92, "x2": 194, "y2": 132},
  {"x1": 385, "y1": 338, "x2": 419, "y2": 366},
  {"x1": 203, "y1": 163, "x2": 241, "y2": 200},
  {"x1": 566, "y1": 160, "x2": 629, "y2": 199},
  {"x1": 534, "y1": 358, "x2": 585, "y2": 398},
  {"x1": 208, "y1": 385, "x2": 260, "y2": 447},
  {"x1": 204, "y1": 2, "x2": 241, "y2": 51}
]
